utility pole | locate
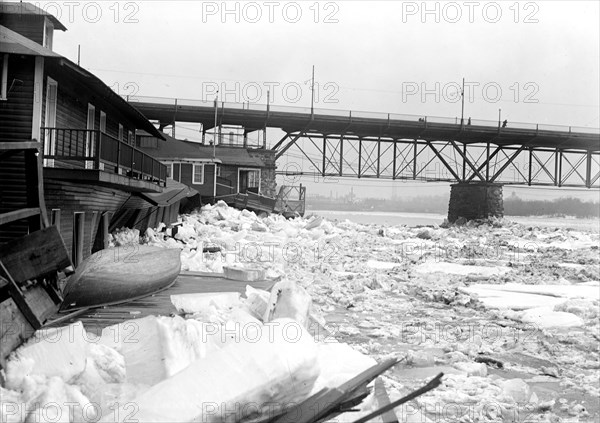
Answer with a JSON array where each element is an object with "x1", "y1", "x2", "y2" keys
[
  {"x1": 460, "y1": 77, "x2": 465, "y2": 128},
  {"x1": 77, "y1": 45, "x2": 81, "y2": 66},
  {"x1": 213, "y1": 91, "x2": 219, "y2": 158},
  {"x1": 310, "y1": 65, "x2": 315, "y2": 118}
]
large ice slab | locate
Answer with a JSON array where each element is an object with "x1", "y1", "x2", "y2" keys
[
  {"x1": 8, "y1": 322, "x2": 89, "y2": 382},
  {"x1": 415, "y1": 261, "x2": 510, "y2": 277},
  {"x1": 105, "y1": 319, "x2": 320, "y2": 423},
  {"x1": 100, "y1": 316, "x2": 214, "y2": 385},
  {"x1": 463, "y1": 282, "x2": 600, "y2": 310},
  {"x1": 519, "y1": 307, "x2": 584, "y2": 328}
]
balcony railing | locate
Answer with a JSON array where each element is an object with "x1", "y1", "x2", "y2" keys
[{"x1": 41, "y1": 128, "x2": 167, "y2": 187}]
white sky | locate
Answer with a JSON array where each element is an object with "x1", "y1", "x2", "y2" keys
[{"x1": 42, "y1": 0, "x2": 600, "y2": 201}]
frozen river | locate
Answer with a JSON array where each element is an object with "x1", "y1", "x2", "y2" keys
[
  {"x1": 3, "y1": 203, "x2": 598, "y2": 422},
  {"x1": 309, "y1": 209, "x2": 600, "y2": 232}
]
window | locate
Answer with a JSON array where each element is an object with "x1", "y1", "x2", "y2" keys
[
  {"x1": 247, "y1": 170, "x2": 260, "y2": 187},
  {"x1": 193, "y1": 164, "x2": 204, "y2": 184},
  {"x1": 216, "y1": 165, "x2": 221, "y2": 177},
  {"x1": 43, "y1": 77, "x2": 58, "y2": 166},
  {"x1": 118, "y1": 124, "x2": 124, "y2": 142},
  {"x1": 85, "y1": 104, "x2": 96, "y2": 169},
  {"x1": 99, "y1": 111, "x2": 106, "y2": 133},
  {"x1": 0, "y1": 54, "x2": 7, "y2": 101},
  {"x1": 128, "y1": 131, "x2": 133, "y2": 146},
  {"x1": 165, "y1": 163, "x2": 173, "y2": 179}
]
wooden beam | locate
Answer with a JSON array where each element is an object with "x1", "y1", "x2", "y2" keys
[
  {"x1": 0, "y1": 260, "x2": 43, "y2": 330},
  {"x1": 0, "y1": 208, "x2": 40, "y2": 226},
  {"x1": 374, "y1": 378, "x2": 399, "y2": 423},
  {"x1": 51, "y1": 209, "x2": 61, "y2": 231},
  {"x1": 72, "y1": 212, "x2": 85, "y2": 267},
  {"x1": 0, "y1": 142, "x2": 42, "y2": 151}
]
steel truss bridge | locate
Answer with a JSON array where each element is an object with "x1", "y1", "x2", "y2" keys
[{"x1": 130, "y1": 96, "x2": 600, "y2": 188}]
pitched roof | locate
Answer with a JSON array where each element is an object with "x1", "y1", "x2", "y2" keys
[
  {"x1": 0, "y1": 25, "x2": 164, "y2": 140},
  {"x1": 0, "y1": 23, "x2": 61, "y2": 57},
  {"x1": 138, "y1": 132, "x2": 220, "y2": 162},
  {"x1": 137, "y1": 133, "x2": 265, "y2": 167},
  {"x1": 0, "y1": 2, "x2": 67, "y2": 31},
  {"x1": 195, "y1": 144, "x2": 265, "y2": 167},
  {"x1": 138, "y1": 178, "x2": 199, "y2": 207}
]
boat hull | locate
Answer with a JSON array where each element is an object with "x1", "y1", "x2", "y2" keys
[{"x1": 60, "y1": 246, "x2": 181, "y2": 311}]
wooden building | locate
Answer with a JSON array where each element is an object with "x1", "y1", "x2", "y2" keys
[
  {"x1": 137, "y1": 131, "x2": 220, "y2": 200},
  {"x1": 0, "y1": 3, "x2": 186, "y2": 265},
  {"x1": 137, "y1": 133, "x2": 277, "y2": 204}
]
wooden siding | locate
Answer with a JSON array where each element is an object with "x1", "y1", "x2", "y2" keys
[
  {"x1": 220, "y1": 165, "x2": 240, "y2": 194},
  {"x1": 0, "y1": 55, "x2": 35, "y2": 143},
  {"x1": 169, "y1": 163, "x2": 216, "y2": 198},
  {"x1": 44, "y1": 180, "x2": 130, "y2": 259},
  {"x1": 0, "y1": 15, "x2": 45, "y2": 45},
  {"x1": 43, "y1": 60, "x2": 138, "y2": 171}
]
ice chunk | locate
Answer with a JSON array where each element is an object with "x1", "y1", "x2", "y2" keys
[
  {"x1": 106, "y1": 319, "x2": 320, "y2": 422},
  {"x1": 465, "y1": 283, "x2": 600, "y2": 301},
  {"x1": 554, "y1": 299, "x2": 599, "y2": 319},
  {"x1": 462, "y1": 286, "x2": 569, "y2": 310},
  {"x1": 223, "y1": 265, "x2": 266, "y2": 282},
  {"x1": 0, "y1": 387, "x2": 22, "y2": 423},
  {"x1": 415, "y1": 261, "x2": 510, "y2": 277},
  {"x1": 243, "y1": 285, "x2": 270, "y2": 321},
  {"x1": 87, "y1": 343, "x2": 126, "y2": 384},
  {"x1": 9, "y1": 322, "x2": 89, "y2": 382},
  {"x1": 366, "y1": 260, "x2": 399, "y2": 270},
  {"x1": 310, "y1": 342, "x2": 377, "y2": 394},
  {"x1": 170, "y1": 292, "x2": 241, "y2": 314},
  {"x1": 451, "y1": 362, "x2": 487, "y2": 377},
  {"x1": 519, "y1": 307, "x2": 584, "y2": 328},
  {"x1": 101, "y1": 316, "x2": 212, "y2": 385},
  {"x1": 501, "y1": 378, "x2": 531, "y2": 403},
  {"x1": 265, "y1": 279, "x2": 312, "y2": 328},
  {"x1": 23, "y1": 377, "x2": 96, "y2": 423}
]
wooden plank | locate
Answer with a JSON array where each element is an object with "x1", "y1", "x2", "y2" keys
[
  {"x1": 72, "y1": 212, "x2": 85, "y2": 267},
  {"x1": 47, "y1": 274, "x2": 276, "y2": 335},
  {"x1": 0, "y1": 142, "x2": 41, "y2": 151},
  {"x1": 0, "y1": 208, "x2": 40, "y2": 226},
  {"x1": 24, "y1": 285, "x2": 59, "y2": 323},
  {"x1": 0, "y1": 298, "x2": 35, "y2": 368},
  {"x1": 272, "y1": 358, "x2": 400, "y2": 423},
  {"x1": 0, "y1": 260, "x2": 42, "y2": 330},
  {"x1": 0, "y1": 226, "x2": 72, "y2": 283},
  {"x1": 51, "y1": 209, "x2": 61, "y2": 231},
  {"x1": 374, "y1": 378, "x2": 399, "y2": 423}
]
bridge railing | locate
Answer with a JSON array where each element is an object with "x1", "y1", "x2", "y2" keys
[{"x1": 125, "y1": 94, "x2": 600, "y2": 135}]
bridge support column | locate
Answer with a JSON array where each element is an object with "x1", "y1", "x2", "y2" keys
[{"x1": 448, "y1": 182, "x2": 504, "y2": 223}]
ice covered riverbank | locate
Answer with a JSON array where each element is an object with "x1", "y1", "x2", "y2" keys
[{"x1": 2, "y1": 202, "x2": 599, "y2": 422}]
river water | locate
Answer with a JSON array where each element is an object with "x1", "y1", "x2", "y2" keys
[{"x1": 307, "y1": 209, "x2": 600, "y2": 232}]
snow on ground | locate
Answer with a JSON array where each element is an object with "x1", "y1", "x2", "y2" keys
[{"x1": 2, "y1": 201, "x2": 599, "y2": 422}]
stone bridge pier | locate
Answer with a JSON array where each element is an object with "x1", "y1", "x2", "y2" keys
[{"x1": 447, "y1": 182, "x2": 504, "y2": 223}]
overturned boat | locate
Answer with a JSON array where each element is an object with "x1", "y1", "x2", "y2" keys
[{"x1": 60, "y1": 245, "x2": 181, "y2": 311}]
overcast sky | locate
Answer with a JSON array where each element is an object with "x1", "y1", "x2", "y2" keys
[{"x1": 43, "y1": 0, "x2": 600, "y2": 201}]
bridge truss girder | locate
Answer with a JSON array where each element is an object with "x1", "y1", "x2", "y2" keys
[{"x1": 275, "y1": 131, "x2": 600, "y2": 188}]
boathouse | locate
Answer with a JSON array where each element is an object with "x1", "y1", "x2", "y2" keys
[
  {"x1": 0, "y1": 2, "x2": 186, "y2": 265},
  {"x1": 137, "y1": 132, "x2": 278, "y2": 203}
]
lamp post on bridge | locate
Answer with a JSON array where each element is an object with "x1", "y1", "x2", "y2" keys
[
  {"x1": 460, "y1": 77, "x2": 465, "y2": 129},
  {"x1": 213, "y1": 90, "x2": 219, "y2": 158}
]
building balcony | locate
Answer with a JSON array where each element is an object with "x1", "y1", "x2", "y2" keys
[{"x1": 42, "y1": 128, "x2": 167, "y2": 193}]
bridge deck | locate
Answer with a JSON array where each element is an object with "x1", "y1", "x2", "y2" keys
[{"x1": 129, "y1": 97, "x2": 599, "y2": 152}]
